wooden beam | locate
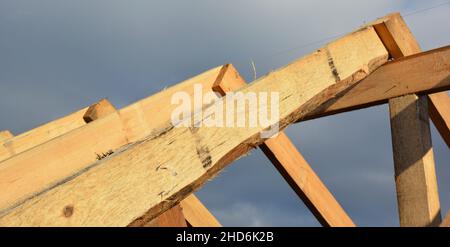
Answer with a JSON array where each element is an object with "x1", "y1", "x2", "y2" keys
[
  {"x1": 441, "y1": 211, "x2": 450, "y2": 227},
  {"x1": 0, "y1": 25, "x2": 389, "y2": 226},
  {"x1": 0, "y1": 65, "x2": 227, "y2": 216},
  {"x1": 300, "y1": 45, "x2": 450, "y2": 121},
  {"x1": 0, "y1": 131, "x2": 13, "y2": 142},
  {"x1": 373, "y1": 12, "x2": 441, "y2": 226},
  {"x1": 83, "y1": 99, "x2": 117, "y2": 123},
  {"x1": 180, "y1": 195, "x2": 221, "y2": 227},
  {"x1": 0, "y1": 99, "x2": 116, "y2": 162},
  {"x1": 142, "y1": 204, "x2": 187, "y2": 227},
  {"x1": 213, "y1": 65, "x2": 354, "y2": 227},
  {"x1": 428, "y1": 92, "x2": 450, "y2": 148}
]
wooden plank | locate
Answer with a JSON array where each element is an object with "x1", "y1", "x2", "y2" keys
[
  {"x1": 0, "y1": 25, "x2": 389, "y2": 226},
  {"x1": 0, "y1": 65, "x2": 227, "y2": 215},
  {"x1": 300, "y1": 45, "x2": 450, "y2": 121},
  {"x1": 83, "y1": 99, "x2": 117, "y2": 123},
  {"x1": 142, "y1": 204, "x2": 187, "y2": 227},
  {"x1": 0, "y1": 99, "x2": 115, "y2": 162},
  {"x1": 213, "y1": 65, "x2": 354, "y2": 227},
  {"x1": 428, "y1": 92, "x2": 450, "y2": 148},
  {"x1": 0, "y1": 131, "x2": 13, "y2": 142},
  {"x1": 440, "y1": 211, "x2": 450, "y2": 227},
  {"x1": 180, "y1": 195, "x2": 221, "y2": 227},
  {"x1": 373, "y1": 13, "x2": 441, "y2": 226}
]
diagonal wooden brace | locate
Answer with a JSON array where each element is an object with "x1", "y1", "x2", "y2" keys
[{"x1": 212, "y1": 64, "x2": 355, "y2": 227}]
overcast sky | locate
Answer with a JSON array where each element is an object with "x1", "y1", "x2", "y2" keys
[{"x1": 0, "y1": 0, "x2": 449, "y2": 226}]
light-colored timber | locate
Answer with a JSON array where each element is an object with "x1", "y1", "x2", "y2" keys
[
  {"x1": 0, "y1": 99, "x2": 115, "y2": 162},
  {"x1": 213, "y1": 65, "x2": 354, "y2": 227},
  {"x1": 441, "y1": 211, "x2": 450, "y2": 227},
  {"x1": 0, "y1": 131, "x2": 13, "y2": 142},
  {"x1": 0, "y1": 65, "x2": 229, "y2": 219},
  {"x1": 0, "y1": 24, "x2": 389, "y2": 226},
  {"x1": 180, "y1": 195, "x2": 221, "y2": 227},
  {"x1": 143, "y1": 204, "x2": 187, "y2": 227},
  {"x1": 301, "y1": 45, "x2": 450, "y2": 121},
  {"x1": 373, "y1": 12, "x2": 441, "y2": 227},
  {"x1": 428, "y1": 92, "x2": 450, "y2": 148}
]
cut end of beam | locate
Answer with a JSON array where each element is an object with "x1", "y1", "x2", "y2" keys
[{"x1": 83, "y1": 99, "x2": 117, "y2": 123}]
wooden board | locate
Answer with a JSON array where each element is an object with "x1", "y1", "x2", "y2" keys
[
  {"x1": 301, "y1": 45, "x2": 450, "y2": 121},
  {"x1": 142, "y1": 204, "x2": 187, "y2": 227},
  {"x1": 0, "y1": 65, "x2": 226, "y2": 215},
  {"x1": 0, "y1": 25, "x2": 389, "y2": 226},
  {"x1": 0, "y1": 131, "x2": 13, "y2": 142},
  {"x1": 428, "y1": 92, "x2": 450, "y2": 148},
  {"x1": 213, "y1": 65, "x2": 354, "y2": 227},
  {"x1": 83, "y1": 99, "x2": 117, "y2": 123},
  {"x1": 373, "y1": 12, "x2": 441, "y2": 226},
  {"x1": 180, "y1": 195, "x2": 221, "y2": 227},
  {"x1": 0, "y1": 99, "x2": 114, "y2": 162},
  {"x1": 441, "y1": 211, "x2": 450, "y2": 227}
]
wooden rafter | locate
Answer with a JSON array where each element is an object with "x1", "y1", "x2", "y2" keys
[
  {"x1": 428, "y1": 92, "x2": 450, "y2": 148},
  {"x1": 300, "y1": 45, "x2": 450, "y2": 121},
  {"x1": 213, "y1": 64, "x2": 354, "y2": 227},
  {"x1": 142, "y1": 204, "x2": 187, "y2": 227},
  {"x1": 180, "y1": 195, "x2": 222, "y2": 227},
  {"x1": 0, "y1": 66, "x2": 228, "y2": 227},
  {"x1": 0, "y1": 99, "x2": 116, "y2": 162}
]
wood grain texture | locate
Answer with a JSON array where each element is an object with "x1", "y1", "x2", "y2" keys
[
  {"x1": 213, "y1": 65, "x2": 354, "y2": 227},
  {"x1": 180, "y1": 195, "x2": 221, "y2": 227},
  {"x1": 0, "y1": 99, "x2": 115, "y2": 162},
  {"x1": 0, "y1": 131, "x2": 13, "y2": 142},
  {"x1": 301, "y1": 45, "x2": 450, "y2": 121},
  {"x1": 0, "y1": 65, "x2": 227, "y2": 218},
  {"x1": 0, "y1": 26, "x2": 388, "y2": 226},
  {"x1": 374, "y1": 13, "x2": 442, "y2": 226}
]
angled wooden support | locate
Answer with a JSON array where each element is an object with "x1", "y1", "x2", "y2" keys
[
  {"x1": 441, "y1": 211, "x2": 450, "y2": 227},
  {"x1": 213, "y1": 65, "x2": 354, "y2": 227},
  {"x1": 180, "y1": 195, "x2": 222, "y2": 227},
  {"x1": 299, "y1": 45, "x2": 450, "y2": 121},
  {"x1": 428, "y1": 93, "x2": 450, "y2": 148},
  {"x1": 0, "y1": 98, "x2": 117, "y2": 162},
  {"x1": 0, "y1": 131, "x2": 13, "y2": 142},
  {"x1": 0, "y1": 24, "x2": 389, "y2": 226},
  {"x1": 373, "y1": 13, "x2": 441, "y2": 226},
  {"x1": 142, "y1": 194, "x2": 221, "y2": 227},
  {"x1": 142, "y1": 204, "x2": 187, "y2": 227}
]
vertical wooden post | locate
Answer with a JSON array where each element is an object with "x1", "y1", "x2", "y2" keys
[
  {"x1": 213, "y1": 64, "x2": 355, "y2": 227},
  {"x1": 373, "y1": 13, "x2": 441, "y2": 226}
]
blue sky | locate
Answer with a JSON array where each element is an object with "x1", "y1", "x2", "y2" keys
[{"x1": 0, "y1": 0, "x2": 449, "y2": 226}]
